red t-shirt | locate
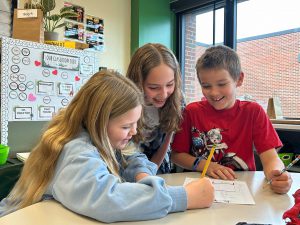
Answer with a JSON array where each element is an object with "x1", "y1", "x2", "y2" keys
[{"x1": 171, "y1": 100, "x2": 282, "y2": 171}]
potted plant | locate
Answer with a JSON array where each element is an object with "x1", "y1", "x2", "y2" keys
[{"x1": 24, "y1": 0, "x2": 78, "y2": 41}]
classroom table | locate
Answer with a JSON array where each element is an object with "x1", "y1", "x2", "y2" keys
[{"x1": 0, "y1": 171, "x2": 299, "y2": 225}]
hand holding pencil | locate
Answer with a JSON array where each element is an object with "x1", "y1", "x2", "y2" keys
[
  {"x1": 200, "y1": 144, "x2": 236, "y2": 180},
  {"x1": 201, "y1": 144, "x2": 216, "y2": 178},
  {"x1": 266, "y1": 155, "x2": 297, "y2": 194},
  {"x1": 184, "y1": 177, "x2": 215, "y2": 209},
  {"x1": 267, "y1": 154, "x2": 299, "y2": 184}
]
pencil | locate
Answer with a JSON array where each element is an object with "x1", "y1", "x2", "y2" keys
[
  {"x1": 267, "y1": 154, "x2": 300, "y2": 184},
  {"x1": 201, "y1": 144, "x2": 216, "y2": 178}
]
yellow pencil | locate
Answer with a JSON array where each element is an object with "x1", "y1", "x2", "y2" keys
[{"x1": 201, "y1": 144, "x2": 216, "y2": 178}]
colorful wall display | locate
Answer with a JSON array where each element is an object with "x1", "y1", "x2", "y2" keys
[
  {"x1": 0, "y1": 37, "x2": 100, "y2": 145},
  {"x1": 63, "y1": 2, "x2": 105, "y2": 52},
  {"x1": 85, "y1": 15, "x2": 104, "y2": 52}
]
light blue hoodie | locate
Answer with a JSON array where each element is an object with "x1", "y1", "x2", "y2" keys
[{"x1": 0, "y1": 131, "x2": 187, "y2": 222}]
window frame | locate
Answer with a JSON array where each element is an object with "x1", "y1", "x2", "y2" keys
[{"x1": 173, "y1": 0, "x2": 237, "y2": 90}]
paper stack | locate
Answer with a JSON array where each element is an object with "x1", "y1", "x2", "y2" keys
[{"x1": 16, "y1": 152, "x2": 30, "y2": 162}]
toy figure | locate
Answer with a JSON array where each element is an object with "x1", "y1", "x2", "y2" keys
[{"x1": 283, "y1": 189, "x2": 300, "y2": 225}]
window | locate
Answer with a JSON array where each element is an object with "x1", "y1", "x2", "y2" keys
[
  {"x1": 236, "y1": 0, "x2": 300, "y2": 118},
  {"x1": 176, "y1": 0, "x2": 300, "y2": 118}
]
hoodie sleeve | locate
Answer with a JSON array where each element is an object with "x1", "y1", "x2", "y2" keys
[
  {"x1": 50, "y1": 142, "x2": 187, "y2": 223},
  {"x1": 121, "y1": 152, "x2": 158, "y2": 182}
]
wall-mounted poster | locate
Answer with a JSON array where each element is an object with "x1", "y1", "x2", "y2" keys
[
  {"x1": 64, "y1": 21, "x2": 84, "y2": 42},
  {"x1": 86, "y1": 15, "x2": 104, "y2": 34},
  {"x1": 86, "y1": 15, "x2": 104, "y2": 52},
  {"x1": 1, "y1": 36, "x2": 100, "y2": 119},
  {"x1": 64, "y1": 2, "x2": 84, "y2": 23},
  {"x1": 42, "y1": 52, "x2": 80, "y2": 70},
  {"x1": 86, "y1": 32, "x2": 104, "y2": 52}
]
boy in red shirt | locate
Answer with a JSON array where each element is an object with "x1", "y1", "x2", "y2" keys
[{"x1": 171, "y1": 45, "x2": 292, "y2": 194}]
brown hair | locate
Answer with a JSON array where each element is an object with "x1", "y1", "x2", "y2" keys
[
  {"x1": 196, "y1": 45, "x2": 242, "y2": 81},
  {"x1": 126, "y1": 43, "x2": 183, "y2": 135}
]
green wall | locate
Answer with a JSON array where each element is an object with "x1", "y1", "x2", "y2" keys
[{"x1": 131, "y1": 0, "x2": 176, "y2": 55}]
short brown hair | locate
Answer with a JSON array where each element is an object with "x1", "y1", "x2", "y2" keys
[{"x1": 196, "y1": 45, "x2": 241, "y2": 81}]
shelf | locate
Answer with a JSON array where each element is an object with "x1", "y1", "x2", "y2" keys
[
  {"x1": 273, "y1": 123, "x2": 300, "y2": 131},
  {"x1": 271, "y1": 119, "x2": 300, "y2": 130},
  {"x1": 271, "y1": 119, "x2": 300, "y2": 125}
]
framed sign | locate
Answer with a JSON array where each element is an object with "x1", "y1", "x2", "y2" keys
[{"x1": 42, "y1": 52, "x2": 80, "y2": 71}]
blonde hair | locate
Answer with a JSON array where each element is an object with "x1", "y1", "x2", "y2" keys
[
  {"x1": 8, "y1": 70, "x2": 143, "y2": 210},
  {"x1": 126, "y1": 43, "x2": 183, "y2": 135}
]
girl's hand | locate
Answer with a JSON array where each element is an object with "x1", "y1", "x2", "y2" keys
[
  {"x1": 135, "y1": 172, "x2": 149, "y2": 181},
  {"x1": 206, "y1": 162, "x2": 236, "y2": 180},
  {"x1": 184, "y1": 177, "x2": 215, "y2": 209},
  {"x1": 269, "y1": 170, "x2": 293, "y2": 194}
]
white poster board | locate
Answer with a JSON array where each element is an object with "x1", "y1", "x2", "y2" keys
[{"x1": 0, "y1": 37, "x2": 100, "y2": 145}]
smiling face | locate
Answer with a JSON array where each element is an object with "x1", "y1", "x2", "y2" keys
[
  {"x1": 143, "y1": 64, "x2": 175, "y2": 108},
  {"x1": 107, "y1": 105, "x2": 142, "y2": 150},
  {"x1": 198, "y1": 68, "x2": 244, "y2": 110}
]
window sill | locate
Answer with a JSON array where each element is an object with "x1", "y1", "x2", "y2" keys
[{"x1": 271, "y1": 119, "x2": 300, "y2": 130}]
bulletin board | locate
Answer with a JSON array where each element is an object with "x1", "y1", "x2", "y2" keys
[{"x1": 0, "y1": 37, "x2": 100, "y2": 146}]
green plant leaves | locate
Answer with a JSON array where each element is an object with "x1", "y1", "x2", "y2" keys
[
  {"x1": 39, "y1": 1, "x2": 78, "y2": 31},
  {"x1": 61, "y1": 11, "x2": 78, "y2": 18},
  {"x1": 41, "y1": 0, "x2": 56, "y2": 13},
  {"x1": 46, "y1": 14, "x2": 60, "y2": 21},
  {"x1": 60, "y1": 6, "x2": 74, "y2": 13},
  {"x1": 24, "y1": 0, "x2": 79, "y2": 32},
  {"x1": 55, "y1": 23, "x2": 66, "y2": 29}
]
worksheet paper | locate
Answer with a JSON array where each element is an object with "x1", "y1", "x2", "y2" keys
[
  {"x1": 16, "y1": 152, "x2": 30, "y2": 162},
  {"x1": 183, "y1": 177, "x2": 255, "y2": 205}
]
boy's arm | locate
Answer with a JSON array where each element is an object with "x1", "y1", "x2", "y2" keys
[
  {"x1": 260, "y1": 148, "x2": 284, "y2": 178},
  {"x1": 171, "y1": 151, "x2": 236, "y2": 180},
  {"x1": 171, "y1": 151, "x2": 197, "y2": 170},
  {"x1": 260, "y1": 148, "x2": 293, "y2": 194}
]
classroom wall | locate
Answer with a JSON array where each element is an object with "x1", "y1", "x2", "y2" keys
[
  {"x1": 8, "y1": 0, "x2": 175, "y2": 154},
  {"x1": 8, "y1": 0, "x2": 131, "y2": 154},
  {"x1": 131, "y1": 0, "x2": 176, "y2": 55},
  {"x1": 18, "y1": 0, "x2": 131, "y2": 74}
]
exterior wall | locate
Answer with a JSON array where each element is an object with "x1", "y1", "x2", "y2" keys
[
  {"x1": 184, "y1": 13, "x2": 300, "y2": 117},
  {"x1": 183, "y1": 14, "x2": 197, "y2": 104},
  {"x1": 237, "y1": 32, "x2": 300, "y2": 118}
]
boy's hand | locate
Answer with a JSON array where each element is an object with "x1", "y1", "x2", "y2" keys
[
  {"x1": 206, "y1": 162, "x2": 236, "y2": 180},
  {"x1": 269, "y1": 170, "x2": 293, "y2": 194}
]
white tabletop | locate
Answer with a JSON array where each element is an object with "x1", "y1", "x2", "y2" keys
[{"x1": 0, "y1": 171, "x2": 299, "y2": 225}]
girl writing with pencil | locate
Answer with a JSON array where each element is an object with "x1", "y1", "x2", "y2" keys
[{"x1": 0, "y1": 71, "x2": 214, "y2": 222}]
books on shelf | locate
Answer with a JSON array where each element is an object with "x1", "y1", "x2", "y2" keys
[{"x1": 44, "y1": 40, "x2": 89, "y2": 50}]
